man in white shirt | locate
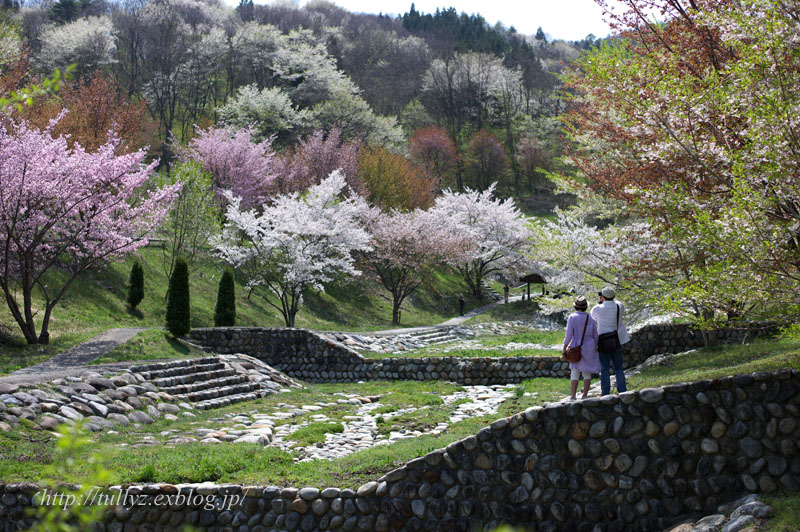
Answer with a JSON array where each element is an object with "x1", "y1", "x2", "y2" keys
[{"x1": 590, "y1": 287, "x2": 629, "y2": 395}]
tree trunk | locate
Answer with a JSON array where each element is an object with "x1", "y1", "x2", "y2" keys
[{"x1": 392, "y1": 299, "x2": 401, "y2": 325}]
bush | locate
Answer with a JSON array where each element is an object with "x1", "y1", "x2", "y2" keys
[
  {"x1": 165, "y1": 257, "x2": 190, "y2": 336},
  {"x1": 126, "y1": 260, "x2": 144, "y2": 309},
  {"x1": 214, "y1": 269, "x2": 236, "y2": 327}
]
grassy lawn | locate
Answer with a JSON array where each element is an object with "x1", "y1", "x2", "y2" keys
[
  {"x1": 286, "y1": 422, "x2": 345, "y2": 447},
  {"x1": 91, "y1": 329, "x2": 205, "y2": 365},
  {"x1": 479, "y1": 330, "x2": 564, "y2": 347},
  {"x1": 360, "y1": 329, "x2": 563, "y2": 359},
  {"x1": 362, "y1": 345, "x2": 559, "y2": 359},
  {"x1": 762, "y1": 492, "x2": 800, "y2": 531},
  {"x1": 0, "y1": 248, "x2": 483, "y2": 374},
  {"x1": 465, "y1": 300, "x2": 543, "y2": 324},
  {"x1": 626, "y1": 336, "x2": 800, "y2": 389}
]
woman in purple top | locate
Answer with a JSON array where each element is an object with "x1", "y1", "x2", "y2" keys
[{"x1": 563, "y1": 296, "x2": 600, "y2": 400}]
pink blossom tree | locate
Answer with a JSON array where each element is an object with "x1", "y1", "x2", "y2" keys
[
  {"x1": 274, "y1": 127, "x2": 362, "y2": 195},
  {"x1": 215, "y1": 170, "x2": 371, "y2": 327},
  {"x1": 0, "y1": 117, "x2": 178, "y2": 344},
  {"x1": 184, "y1": 125, "x2": 277, "y2": 209},
  {"x1": 363, "y1": 208, "x2": 464, "y2": 325},
  {"x1": 430, "y1": 183, "x2": 532, "y2": 297}
]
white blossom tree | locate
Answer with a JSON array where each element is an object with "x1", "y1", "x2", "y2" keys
[
  {"x1": 36, "y1": 16, "x2": 116, "y2": 75},
  {"x1": 217, "y1": 84, "x2": 309, "y2": 145},
  {"x1": 215, "y1": 170, "x2": 371, "y2": 327},
  {"x1": 429, "y1": 183, "x2": 532, "y2": 297}
]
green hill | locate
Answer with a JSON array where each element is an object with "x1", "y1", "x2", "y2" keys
[{"x1": 0, "y1": 246, "x2": 484, "y2": 374}]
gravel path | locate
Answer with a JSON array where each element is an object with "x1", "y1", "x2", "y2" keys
[{"x1": 0, "y1": 327, "x2": 148, "y2": 385}]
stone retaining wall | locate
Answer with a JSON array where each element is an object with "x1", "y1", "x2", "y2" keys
[
  {"x1": 624, "y1": 322, "x2": 779, "y2": 365},
  {"x1": 188, "y1": 323, "x2": 778, "y2": 383},
  {"x1": 3, "y1": 369, "x2": 798, "y2": 531},
  {"x1": 188, "y1": 328, "x2": 571, "y2": 384}
]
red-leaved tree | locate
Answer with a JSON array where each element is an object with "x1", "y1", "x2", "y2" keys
[
  {"x1": 25, "y1": 72, "x2": 151, "y2": 154},
  {"x1": 0, "y1": 116, "x2": 178, "y2": 344},
  {"x1": 466, "y1": 130, "x2": 507, "y2": 191},
  {"x1": 409, "y1": 126, "x2": 459, "y2": 191}
]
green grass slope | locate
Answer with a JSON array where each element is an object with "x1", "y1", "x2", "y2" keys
[{"x1": 0, "y1": 247, "x2": 484, "y2": 373}]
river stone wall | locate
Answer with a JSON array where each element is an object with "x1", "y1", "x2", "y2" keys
[
  {"x1": 187, "y1": 323, "x2": 778, "y2": 384},
  {"x1": 624, "y1": 322, "x2": 778, "y2": 364},
  {"x1": 3, "y1": 368, "x2": 798, "y2": 531},
  {"x1": 188, "y1": 328, "x2": 570, "y2": 384}
]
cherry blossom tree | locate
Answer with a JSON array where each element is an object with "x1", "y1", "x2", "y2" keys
[
  {"x1": 183, "y1": 125, "x2": 277, "y2": 209},
  {"x1": 215, "y1": 170, "x2": 371, "y2": 327},
  {"x1": 0, "y1": 116, "x2": 178, "y2": 344},
  {"x1": 430, "y1": 184, "x2": 531, "y2": 297},
  {"x1": 273, "y1": 127, "x2": 362, "y2": 195},
  {"x1": 363, "y1": 208, "x2": 463, "y2": 325}
]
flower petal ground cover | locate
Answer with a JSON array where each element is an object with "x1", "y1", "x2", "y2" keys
[{"x1": 1, "y1": 336, "x2": 797, "y2": 489}]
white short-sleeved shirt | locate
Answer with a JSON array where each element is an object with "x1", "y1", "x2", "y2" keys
[{"x1": 590, "y1": 300, "x2": 630, "y2": 344}]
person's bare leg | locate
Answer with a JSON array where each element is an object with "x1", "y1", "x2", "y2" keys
[
  {"x1": 581, "y1": 379, "x2": 591, "y2": 399},
  {"x1": 570, "y1": 379, "x2": 578, "y2": 400}
]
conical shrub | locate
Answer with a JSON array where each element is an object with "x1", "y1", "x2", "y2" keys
[
  {"x1": 126, "y1": 260, "x2": 144, "y2": 309},
  {"x1": 214, "y1": 269, "x2": 236, "y2": 327},
  {"x1": 165, "y1": 257, "x2": 190, "y2": 336}
]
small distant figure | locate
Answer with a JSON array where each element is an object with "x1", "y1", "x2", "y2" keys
[
  {"x1": 503, "y1": 284, "x2": 509, "y2": 304},
  {"x1": 459, "y1": 294, "x2": 465, "y2": 316}
]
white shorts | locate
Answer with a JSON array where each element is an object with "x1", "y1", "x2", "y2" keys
[{"x1": 571, "y1": 368, "x2": 592, "y2": 380}]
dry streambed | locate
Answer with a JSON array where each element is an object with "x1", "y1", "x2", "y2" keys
[{"x1": 124, "y1": 384, "x2": 523, "y2": 462}]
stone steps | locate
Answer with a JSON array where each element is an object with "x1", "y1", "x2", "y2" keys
[
  {"x1": 129, "y1": 357, "x2": 264, "y2": 411},
  {"x1": 173, "y1": 381, "x2": 262, "y2": 403},
  {"x1": 150, "y1": 368, "x2": 237, "y2": 388},
  {"x1": 480, "y1": 280, "x2": 503, "y2": 301},
  {"x1": 131, "y1": 359, "x2": 224, "y2": 381},
  {"x1": 160, "y1": 374, "x2": 249, "y2": 396},
  {"x1": 405, "y1": 329, "x2": 460, "y2": 346},
  {"x1": 193, "y1": 390, "x2": 266, "y2": 410},
  {"x1": 410, "y1": 330, "x2": 453, "y2": 341}
]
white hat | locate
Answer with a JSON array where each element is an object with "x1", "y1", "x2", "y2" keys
[{"x1": 601, "y1": 287, "x2": 616, "y2": 299}]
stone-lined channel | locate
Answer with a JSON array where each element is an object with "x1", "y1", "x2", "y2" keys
[{"x1": 144, "y1": 385, "x2": 519, "y2": 461}]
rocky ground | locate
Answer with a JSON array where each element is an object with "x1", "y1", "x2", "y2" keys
[
  {"x1": 322, "y1": 317, "x2": 564, "y2": 355},
  {"x1": 126, "y1": 384, "x2": 519, "y2": 462},
  {"x1": 0, "y1": 354, "x2": 297, "y2": 433},
  {"x1": 666, "y1": 494, "x2": 775, "y2": 532}
]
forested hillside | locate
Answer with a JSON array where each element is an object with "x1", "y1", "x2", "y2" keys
[
  {"x1": 0, "y1": 0, "x2": 596, "y2": 347},
  {"x1": 1, "y1": 0, "x2": 595, "y2": 201}
]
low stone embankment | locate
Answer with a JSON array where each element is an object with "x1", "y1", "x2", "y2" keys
[
  {"x1": 2, "y1": 368, "x2": 798, "y2": 531},
  {"x1": 188, "y1": 322, "x2": 779, "y2": 384},
  {"x1": 189, "y1": 328, "x2": 570, "y2": 384}
]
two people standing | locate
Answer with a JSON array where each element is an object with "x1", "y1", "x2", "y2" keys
[{"x1": 562, "y1": 287, "x2": 628, "y2": 399}]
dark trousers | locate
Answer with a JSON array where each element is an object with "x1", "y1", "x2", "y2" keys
[{"x1": 599, "y1": 346, "x2": 627, "y2": 395}]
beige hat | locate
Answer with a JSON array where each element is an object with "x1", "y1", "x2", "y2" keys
[
  {"x1": 574, "y1": 296, "x2": 588, "y2": 311},
  {"x1": 601, "y1": 287, "x2": 616, "y2": 299}
]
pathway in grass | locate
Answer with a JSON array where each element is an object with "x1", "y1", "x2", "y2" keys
[{"x1": 0, "y1": 327, "x2": 148, "y2": 384}]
